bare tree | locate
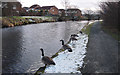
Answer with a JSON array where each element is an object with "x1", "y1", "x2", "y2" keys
[
  {"x1": 67, "y1": 5, "x2": 78, "y2": 9},
  {"x1": 84, "y1": 9, "x2": 94, "y2": 21},
  {"x1": 61, "y1": 0, "x2": 71, "y2": 21},
  {"x1": 99, "y1": 1, "x2": 118, "y2": 29},
  {"x1": 61, "y1": 0, "x2": 80, "y2": 21},
  {"x1": 61, "y1": 0, "x2": 79, "y2": 9},
  {"x1": 61, "y1": 0, "x2": 70, "y2": 10}
]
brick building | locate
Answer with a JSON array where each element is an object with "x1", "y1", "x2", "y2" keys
[
  {"x1": 58, "y1": 8, "x2": 82, "y2": 21},
  {"x1": 66, "y1": 9, "x2": 82, "y2": 18},
  {"x1": 27, "y1": 4, "x2": 41, "y2": 16},
  {"x1": 59, "y1": 9, "x2": 65, "y2": 16},
  {"x1": 22, "y1": 5, "x2": 59, "y2": 16},
  {"x1": 2, "y1": 2, "x2": 22, "y2": 16},
  {"x1": 39, "y1": 6, "x2": 59, "y2": 16}
]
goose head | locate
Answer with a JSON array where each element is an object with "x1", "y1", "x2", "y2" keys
[
  {"x1": 60, "y1": 40, "x2": 64, "y2": 45},
  {"x1": 79, "y1": 31, "x2": 83, "y2": 34},
  {"x1": 40, "y1": 48, "x2": 43, "y2": 51}
]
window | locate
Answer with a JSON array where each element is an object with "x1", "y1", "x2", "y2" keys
[
  {"x1": 16, "y1": 11, "x2": 19, "y2": 13},
  {"x1": 52, "y1": 9, "x2": 54, "y2": 12},
  {"x1": 13, "y1": 5, "x2": 16, "y2": 9},
  {"x1": 2, "y1": 3, "x2": 8, "y2": 8},
  {"x1": 59, "y1": 11, "x2": 61, "y2": 13}
]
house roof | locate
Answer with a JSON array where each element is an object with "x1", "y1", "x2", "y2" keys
[
  {"x1": 59, "y1": 9, "x2": 65, "y2": 11},
  {"x1": 34, "y1": 6, "x2": 41, "y2": 9},
  {"x1": 30, "y1": 4, "x2": 40, "y2": 8},
  {"x1": 67, "y1": 9, "x2": 81, "y2": 12},
  {"x1": 40, "y1": 6, "x2": 57, "y2": 10},
  {"x1": 23, "y1": 7, "x2": 29, "y2": 10}
]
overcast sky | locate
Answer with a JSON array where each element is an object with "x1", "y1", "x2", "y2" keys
[{"x1": 18, "y1": 0, "x2": 103, "y2": 11}]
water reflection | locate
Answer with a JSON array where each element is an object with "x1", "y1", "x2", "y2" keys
[{"x1": 2, "y1": 27, "x2": 24, "y2": 73}]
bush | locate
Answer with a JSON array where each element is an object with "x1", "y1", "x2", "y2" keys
[{"x1": 100, "y1": 2, "x2": 119, "y2": 30}]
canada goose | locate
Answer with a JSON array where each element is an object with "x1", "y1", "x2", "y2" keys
[
  {"x1": 79, "y1": 31, "x2": 83, "y2": 34},
  {"x1": 70, "y1": 35, "x2": 78, "y2": 41},
  {"x1": 60, "y1": 40, "x2": 72, "y2": 52},
  {"x1": 71, "y1": 34, "x2": 79, "y2": 37},
  {"x1": 68, "y1": 35, "x2": 78, "y2": 45},
  {"x1": 40, "y1": 48, "x2": 55, "y2": 66}
]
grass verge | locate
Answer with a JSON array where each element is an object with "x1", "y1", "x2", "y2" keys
[
  {"x1": 101, "y1": 22, "x2": 120, "y2": 41},
  {"x1": 81, "y1": 22, "x2": 94, "y2": 36},
  {"x1": 2, "y1": 16, "x2": 56, "y2": 28},
  {"x1": 80, "y1": 21, "x2": 94, "y2": 73}
]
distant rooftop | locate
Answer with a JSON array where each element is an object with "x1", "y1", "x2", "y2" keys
[
  {"x1": 40, "y1": 6, "x2": 57, "y2": 10},
  {"x1": 30, "y1": 4, "x2": 40, "y2": 8},
  {"x1": 67, "y1": 8, "x2": 81, "y2": 12},
  {"x1": 23, "y1": 7, "x2": 29, "y2": 10},
  {"x1": 59, "y1": 9, "x2": 65, "y2": 11}
]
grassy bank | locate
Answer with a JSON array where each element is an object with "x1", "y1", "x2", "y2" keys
[
  {"x1": 2, "y1": 16, "x2": 56, "y2": 28},
  {"x1": 81, "y1": 22, "x2": 94, "y2": 36},
  {"x1": 80, "y1": 21, "x2": 94, "y2": 74},
  {"x1": 101, "y1": 22, "x2": 120, "y2": 41}
]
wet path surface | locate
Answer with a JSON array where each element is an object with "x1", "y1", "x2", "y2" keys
[
  {"x1": 82, "y1": 22, "x2": 118, "y2": 73},
  {"x1": 2, "y1": 21, "x2": 88, "y2": 73}
]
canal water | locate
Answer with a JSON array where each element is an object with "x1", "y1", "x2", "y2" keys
[{"x1": 2, "y1": 21, "x2": 88, "y2": 73}]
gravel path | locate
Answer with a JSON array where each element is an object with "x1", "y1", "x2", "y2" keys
[{"x1": 81, "y1": 21, "x2": 118, "y2": 73}]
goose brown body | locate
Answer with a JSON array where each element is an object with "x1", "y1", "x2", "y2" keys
[
  {"x1": 70, "y1": 36, "x2": 77, "y2": 41},
  {"x1": 42, "y1": 56, "x2": 55, "y2": 65},
  {"x1": 40, "y1": 48, "x2": 55, "y2": 65},
  {"x1": 62, "y1": 44, "x2": 72, "y2": 52},
  {"x1": 71, "y1": 34, "x2": 79, "y2": 37},
  {"x1": 60, "y1": 40, "x2": 72, "y2": 52}
]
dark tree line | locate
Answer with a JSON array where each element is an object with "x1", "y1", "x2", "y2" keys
[
  {"x1": 99, "y1": 1, "x2": 119, "y2": 30},
  {"x1": 84, "y1": 10, "x2": 94, "y2": 21}
]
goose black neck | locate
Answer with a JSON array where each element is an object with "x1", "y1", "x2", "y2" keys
[
  {"x1": 40, "y1": 49, "x2": 44, "y2": 56},
  {"x1": 61, "y1": 40, "x2": 64, "y2": 45}
]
